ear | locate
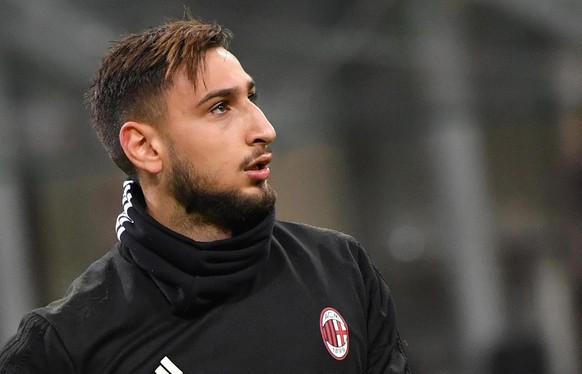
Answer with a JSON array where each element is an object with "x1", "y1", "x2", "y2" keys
[{"x1": 119, "y1": 121, "x2": 164, "y2": 175}]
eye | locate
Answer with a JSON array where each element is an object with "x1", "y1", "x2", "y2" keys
[
  {"x1": 210, "y1": 101, "x2": 228, "y2": 114},
  {"x1": 248, "y1": 91, "x2": 258, "y2": 103}
]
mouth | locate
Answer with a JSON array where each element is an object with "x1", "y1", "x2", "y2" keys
[{"x1": 244, "y1": 153, "x2": 272, "y2": 181}]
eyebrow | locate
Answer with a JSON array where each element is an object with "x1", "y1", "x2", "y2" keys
[{"x1": 197, "y1": 80, "x2": 256, "y2": 107}]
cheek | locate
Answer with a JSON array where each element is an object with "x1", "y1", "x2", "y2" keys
[
  {"x1": 182, "y1": 149, "x2": 235, "y2": 175},
  {"x1": 171, "y1": 132, "x2": 246, "y2": 174},
  {"x1": 214, "y1": 154, "x2": 241, "y2": 174}
]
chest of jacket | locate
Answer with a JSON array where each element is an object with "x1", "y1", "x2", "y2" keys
[{"x1": 61, "y1": 239, "x2": 370, "y2": 373}]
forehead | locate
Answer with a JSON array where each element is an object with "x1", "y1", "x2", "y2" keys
[{"x1": 172, "y1": 47, "x2": 250, "y2": 96}]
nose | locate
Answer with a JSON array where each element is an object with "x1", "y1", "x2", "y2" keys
[{"x1": 246, "y1": 104, "x2": 276, "y2": 146}]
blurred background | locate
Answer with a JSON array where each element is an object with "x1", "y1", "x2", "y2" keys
[{"x1": 1, "y1": 0, "x2": 582, "y2": 372}]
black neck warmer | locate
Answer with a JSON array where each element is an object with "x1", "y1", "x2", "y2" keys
[{"x1": 115, "y1": 180, "x2": 275, "y2": 317}]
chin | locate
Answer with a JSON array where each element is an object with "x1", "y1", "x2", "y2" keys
[{"x1": 242, "y1": 180, "x2": 271, "y2": 193}]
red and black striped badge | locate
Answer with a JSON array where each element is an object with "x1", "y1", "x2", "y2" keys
[{"x1": 319, "y1": 307, "x2": 349, "y2": 360}]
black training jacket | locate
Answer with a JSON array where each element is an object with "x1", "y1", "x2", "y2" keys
[{"x1": 0, "y1": 182, "x2": 410, "y2": 373}]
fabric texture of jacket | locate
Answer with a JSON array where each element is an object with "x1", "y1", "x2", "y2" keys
[{"x1": 0, "y1": 181, "x2": 410, "y2": 373}]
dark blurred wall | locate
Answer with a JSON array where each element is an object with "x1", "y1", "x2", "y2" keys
[{"x1": 1, "y1": 1, "x2": 582, "y2": 372}]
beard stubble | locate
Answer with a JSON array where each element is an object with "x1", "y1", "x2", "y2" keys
[{"x1": 168, "y1": 147, "x2": 276, "y2": 234}]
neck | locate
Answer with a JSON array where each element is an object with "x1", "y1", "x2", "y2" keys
[{"x1": 142, "y1": 184, "x2": 232, "y2": 242}]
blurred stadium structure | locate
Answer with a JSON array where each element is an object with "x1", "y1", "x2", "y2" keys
[{"x1": 1, "y1": 0, "x2": 582, "y2": 372}]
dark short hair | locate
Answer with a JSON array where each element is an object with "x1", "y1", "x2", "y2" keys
[{"x1": 86, "y1": 19, "x2": 233, "y2": 175}]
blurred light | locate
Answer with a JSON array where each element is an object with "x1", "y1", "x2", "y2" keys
[{"x1": 387, "y1": 224, "x2": 426, "y2": 262}]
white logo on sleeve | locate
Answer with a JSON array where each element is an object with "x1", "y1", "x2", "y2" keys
[{"x1": 155, "y1": 356, "x2": 183, "y2": 374}]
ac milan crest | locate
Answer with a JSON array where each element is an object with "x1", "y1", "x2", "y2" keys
[{"x1": 319, "y1": 307, "x2": 349, "y2": 360}]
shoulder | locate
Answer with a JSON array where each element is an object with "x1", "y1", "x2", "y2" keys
[
  {"x1": 0, "y1": 312, "x2": 73, "y2": 373},
  {"x1": 31, "y1": 246, "x2": 161, "y2": 355},
  {"x1": 274, "y1": 220, "x2": 360, "y2": 248},
  {"x1": 273, "y1": 220, "x2": 369, "y2": 265},
  {"x1": 0, "y1": 251, "x2": 132, "y2": 373},
  {"x1": 40, "y1": 245, "x2": 163, "y2": 323},
  {"x1": 40, "y1": 248, "x2": 127, "y2": 320},
  {"x1": 273, "y1": 220, "x2": 385, "y2": 280}
]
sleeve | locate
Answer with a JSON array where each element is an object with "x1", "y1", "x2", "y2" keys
[
  {"x1": 357, "y1": 245, "x2": 411, "y2": 374},
  {"x1": 0, "y1": 313, "x2": 75, "y2": 374}
]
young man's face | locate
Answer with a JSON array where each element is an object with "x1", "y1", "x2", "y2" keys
[{"x1": 159, "y1": 47, "x2": 277, "y2": 228}]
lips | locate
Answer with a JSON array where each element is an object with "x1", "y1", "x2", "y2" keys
[{"x1": 244, "y1": 153, "x2": 272, "y2": 181}]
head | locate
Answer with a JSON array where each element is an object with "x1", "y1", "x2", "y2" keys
[
  {"x1": 87, "y1": 19, "x2": 232, "y2": 176},
  {"x1": 88, "y1": 19, "x2": 277, "y2": 233}
]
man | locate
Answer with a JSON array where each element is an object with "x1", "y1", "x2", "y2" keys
[{"x1": 0, "y1": 18, "x2": 410, "y2": 373}]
